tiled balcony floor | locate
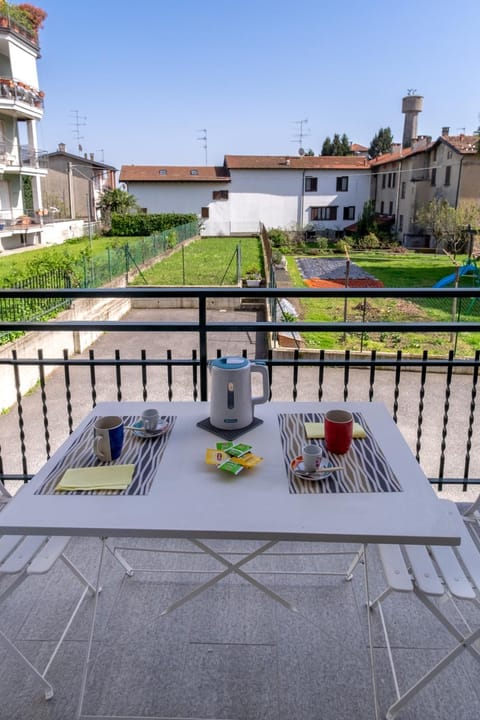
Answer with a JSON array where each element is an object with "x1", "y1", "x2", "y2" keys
[{"x1": 1, "y1": 534, "x2": 479, "y2": 720}]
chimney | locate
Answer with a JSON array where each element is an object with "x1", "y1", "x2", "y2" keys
[
  {"x1": 58, "y1": 142, "x2": 66, "y2": 152},
  {"x1": 84, "y1": 153, "x2": 87, "y2": 159},
  {"x1": 90, "y1": 153, "x2": 95, "y2": 161},
  {"x1": 285, "y1": 158, "x2": 291, "y2": 166},
  {"x1": 441, "y1": 126, "x2": 450, "y2": 136}
]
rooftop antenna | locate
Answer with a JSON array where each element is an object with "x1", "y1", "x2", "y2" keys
[
  {"x1": 96, "y1": 148, "x2": 105, "y2": 162},
  {"x1": 70, "y1": 109, "x2": 87, "y2": 151},
  {"x1": 291, "y1": 119, "x2": 310, "y2": 151},
  {"x1": 197, "y1": 129, "x2": 208, "y2": 165},
  {"x1": 407, "y1": 88, "x2": 417, "y2": 95}
]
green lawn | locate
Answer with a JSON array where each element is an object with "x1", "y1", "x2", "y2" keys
[
  {"x1": 287, "y1": 251, "x2": 480, "y2": 355},
  {"x1": 0, "y1": 236, "x2": 143, "y2": 284},
  {"x1": 130, "y1": 237, "x2": 263, "y2": 286}
]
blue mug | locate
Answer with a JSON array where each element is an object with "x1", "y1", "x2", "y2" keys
[{"x1": 94, "y1": 416, "x2": 124, "y2": 462}]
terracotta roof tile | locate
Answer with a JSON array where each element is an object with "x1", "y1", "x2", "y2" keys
[
  {"x1": 224, "y1": 155, "x2": 371, "y2": 170},
  {"x1": 119, "y1": 165, "x2": 230, "y2": 182},
  {"x1": 440, "y1": 135, "x2": 478, "y2": 154}
]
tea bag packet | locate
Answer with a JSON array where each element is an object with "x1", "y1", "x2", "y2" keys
[
  {"x1": 232, "y1": 452, "x2": 263, "y2": 468},
  {"x1": 205, "y1": 448, "x2": 230, "y2": 465},
  {"x1": 218, "y1": 458, "x2": 244, "y2": 475},
  {"x1": 226, "y1": 443, "x2": 253, "y2": 458},
  {"x1": 216, "y1": 441, "x2": 233, "y2": 452}
]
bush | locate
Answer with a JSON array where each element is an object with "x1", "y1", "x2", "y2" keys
[
  {"x1": 354, "y1": 232, "x2": 381, "y2": 250},
  {"x1": 267, "y1": 227, "x2": 289, "y2": 248},
  {"x1": 332, "y1": 240, "x2": 350, "y2": 253},
  {"x1": 109, "y1": 213, "x2": 197, "y2": 237}
]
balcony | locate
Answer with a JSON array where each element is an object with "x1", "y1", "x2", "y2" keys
[
  {"x1": 0, "y1": 10, "x2": 39, "y2": 48},
  {"x1": 1, "y1": 286, "x2": 480, "y2": 718},
  {"x1": 0, "y1": 77, "x2": 44, "y2": 119}
]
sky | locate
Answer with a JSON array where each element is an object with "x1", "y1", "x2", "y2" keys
[{"x1": 34, "y1": 0, "x2": 480, "y2": 172}]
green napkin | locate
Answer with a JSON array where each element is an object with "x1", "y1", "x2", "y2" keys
[
  {"x1": 56, "y1": 464, "x2": 135, "y2": 492},
  {"x1": 304, "y1": 422, "x2": 366, "y2": 440}
]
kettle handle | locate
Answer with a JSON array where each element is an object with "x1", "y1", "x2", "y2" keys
[{"x1": 251, "y1": 363, "x2": 269, "y2": 406}]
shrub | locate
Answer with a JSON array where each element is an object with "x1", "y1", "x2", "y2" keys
[
  {"x1": 109, "y1": 213, "x2": 197, "y2": 237},
  {"x1": 355, "y1": 232, "x2": 381, "y2": 249},
  {"x1": 268, "y1": 227, "x2": 289, "y2": 248}
]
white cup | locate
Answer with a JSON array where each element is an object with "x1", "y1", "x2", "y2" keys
[
  {"x1": 302, "y1": 444, "x2": 323, "y2": 472},
  {"x1": 142, "y1": 408, "x2": 159, "y2": 432}
]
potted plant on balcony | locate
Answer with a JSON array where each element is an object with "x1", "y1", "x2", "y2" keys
[{"x1": 245, "y1": 265, "x2": 262, "y2": 287}]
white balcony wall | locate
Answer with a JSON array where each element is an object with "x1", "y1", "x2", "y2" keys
[{"x1": 8, "y1": 40, "x2": 39, "y2": 86}]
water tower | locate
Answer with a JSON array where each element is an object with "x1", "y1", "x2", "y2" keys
[{"x1": 401, "y1": 93, "x2": 423, "y2": 148}]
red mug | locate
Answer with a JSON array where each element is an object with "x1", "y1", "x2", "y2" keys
[{"x1": 324, "y1": 410, "x2": 353, "y2": 454}]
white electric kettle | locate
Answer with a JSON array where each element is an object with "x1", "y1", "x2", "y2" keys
[{"x1": 209, "y1": 356, "x2": 269, "y2": 430}]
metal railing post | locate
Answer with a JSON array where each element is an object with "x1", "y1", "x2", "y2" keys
[{"x1": 199, "y1": 294, "x2": 208, "y2": 401}]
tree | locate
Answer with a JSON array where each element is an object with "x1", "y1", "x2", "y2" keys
[
  {"x1": 321, "y1": 132, "x2": 351, "y2": 156},
  {"x1": 356, "y1": 200, "x2": 377, "y2": 237},
  {"x1": 369, "y1": 127, "x2": 394, "y2": 158},
  {"x1": 416, "y1": 199, "x2": 480, "y2": 256},
  {"x1": 98, "y1": 188, "x2": 138, "y2": 224},
  {"x1": 321, "y1": 136, "x2": 333, "y2": 155}
]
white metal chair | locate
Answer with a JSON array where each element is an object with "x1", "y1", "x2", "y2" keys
[
  {"x1": 0, "y1": 483, "x2": 97, "y2": 700},
  {"x1": 364, "y1": 499, "x2": 480, "y2": 720}
]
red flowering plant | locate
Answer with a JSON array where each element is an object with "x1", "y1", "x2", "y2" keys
[{"x1": 16, "y1": 4, "x2": 47, "y2": 31}]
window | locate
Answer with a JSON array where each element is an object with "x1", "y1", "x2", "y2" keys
[
  {"x1": 430, "y1": 168, "x2": 436, "y2": 186},
  {"x1": 380, "y1": 201, "x2": 384, "y2": 214},
  {"x1": 382, "y1": 174, "x2": 386, "y2": 189},
  {"x1": 389, "y1": 201, "x2": 393, "y2": 215},
  {"x1": 387, "y1": 173, "x2": 392, "y2": 188},
  {"x1": 212, "y1": 190, "x2": 228, "y2": 200},
  {"x1": 336, "y1": 176, "x2": 348, "y2": 192},
  {"x1": 304, "y1": 176, "x2": 318, "y2": 192},
  {"x1": 398, "y1": 215, "x2": 403, "y2": 231},
  {"x1": 310, "y1": 206, "x2": 337, "y2": 221},
  {"x1": 343, "y1": 206, "x2": 355, "y2": 220},
  {"x1": 447, "y1": 150, "x2": 452, "y2": 159},
  {"x1": 190, "y1": 169, "x2": 199, "y2": 176},
  {"x1": 444, "y1": 166, "x2": 451, "y2": 186},
  {"x1": 432, "y1": 148, "x2": 437, "y2": 162},
  {"x1": 392, "y1": 172, "x2": 396, "y2": 188},
  {"x1": 401, "y1": 181, "x2": 406, "y2": 199},
  {"x1": 159, "y1": 169, "x2": 167, "y2": 175},
  {"x1": 201, "y1": 207, "x2": 209, "y2": 218}
]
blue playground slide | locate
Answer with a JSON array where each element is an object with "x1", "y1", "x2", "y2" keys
[{"x1": 433, "y1": 264, "x2": 477, "y2": 288}]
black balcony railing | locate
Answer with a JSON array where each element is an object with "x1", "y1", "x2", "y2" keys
[{"x1": 0, "y1": 285, "x2": 480, "y2": 491}]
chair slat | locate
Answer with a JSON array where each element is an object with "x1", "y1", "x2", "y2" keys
[
  {"x1": 378, "y1": 544, "x2": 413, "y2": 591},
  {"x1": 403, "y1": 545, "x2": 445, "y2": 596},
  {"x1": 429, "y1": 545, "x2": 475, "y2": 599},
  {"x1": 27, "y1": 536, "x2": 71, "y2": 574},
  {"x1": 0, "y1": 536, "x2": 47, "y2": 574},
  {"x1": 0, "y1": 535, "x2": 24, "y2": 564}
]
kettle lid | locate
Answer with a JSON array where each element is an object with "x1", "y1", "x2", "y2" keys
[{"x1": 211, "y1": 356, "x2": 249, "y2": 370}]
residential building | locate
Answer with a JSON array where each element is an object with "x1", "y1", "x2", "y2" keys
[
  {"x1": 120, "y1": 155, "x2": 371, "y2": 237},
  {"x1": 372, "y1": 133, "x2": 480, "y2": 247},
  {"x1": 42, "y1": 144, "x2": 116, "y2": 221},
  {"x1": 0, "y1": 8, "x2": 47, "y2": 250}
]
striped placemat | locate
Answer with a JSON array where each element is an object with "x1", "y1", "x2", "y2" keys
[
  {"x1": 278, "y1": 412, "x2": 401, "y2": 494},
  {"x1": 35, "y1": 415, "x2": 176, "y2": 496}
]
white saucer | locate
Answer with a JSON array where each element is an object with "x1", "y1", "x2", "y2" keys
[
  {"x1": 290, "y1": 456, "x2": 335, "y2": 481},
  {"x1": 132, "y1": 420, "x2": 168, "y2": 438}
]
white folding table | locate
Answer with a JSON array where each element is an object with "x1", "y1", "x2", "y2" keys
[{"x1": 0, "y1": 401, "x2": 461, "y2": 718}]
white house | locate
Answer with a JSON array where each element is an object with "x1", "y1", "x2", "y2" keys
[{"x1": 120, "y1": 155, "x2": 371, "y2": 237}]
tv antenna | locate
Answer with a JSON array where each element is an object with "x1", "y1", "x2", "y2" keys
[
  {"x1": 70, "y1": 109, "x2": 87, "y2": 150},
  {"x1": 407, "y1": 88, "x2": 417, "y2": 96},
  {"x1": 197, "y1": 128, "x2": 208, "y2": 165},
  {"x1": 291, "y1": 119, "x2": 310, "y2": 148},
  {"x1": 96, "y1": 148, "x2": 105, "y2": 162}
]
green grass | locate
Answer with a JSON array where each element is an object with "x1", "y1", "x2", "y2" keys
[
  {"x1": 0, "y1": 236, "x2": 145, "y2": 283},
  {"x1": 130, "y1": 237, "x2": 263, "y2": 286},
  {"x1": 287, "y1": 251, "x2": 480, "y2": 355}
]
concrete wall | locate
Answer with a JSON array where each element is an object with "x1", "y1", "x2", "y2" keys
[{"x1": 0, "y1": 280, "x2": 131, "y2": 411}]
